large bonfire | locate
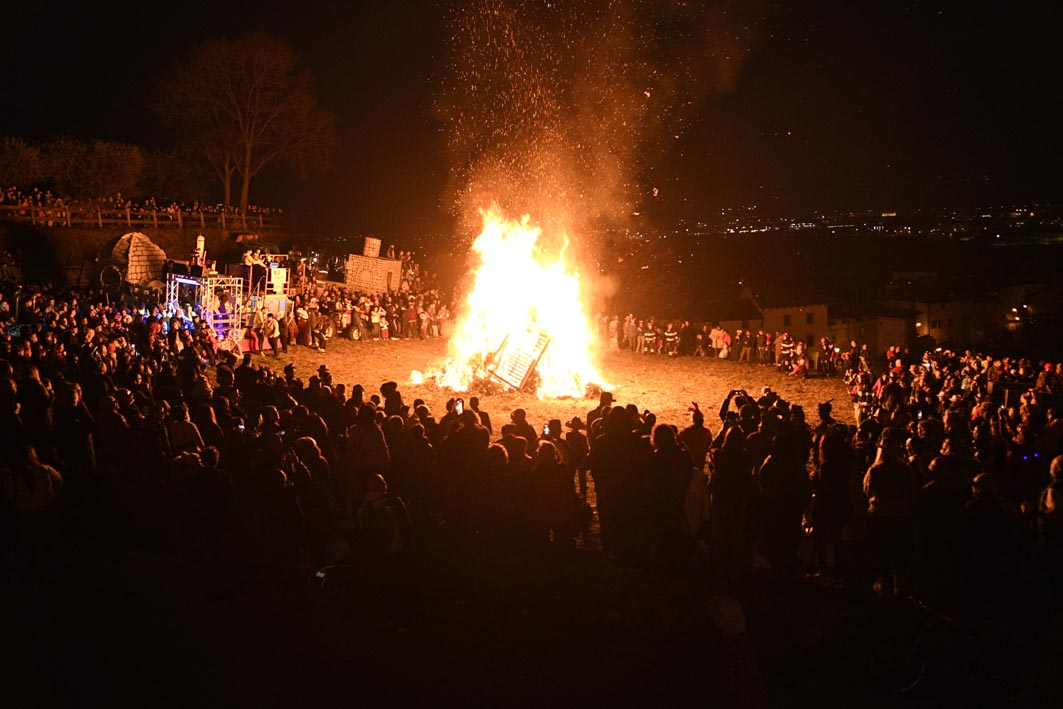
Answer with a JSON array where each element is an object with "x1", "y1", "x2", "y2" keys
[{"x1": 414, "y1": 207, "x2": 605, "y2": 398}]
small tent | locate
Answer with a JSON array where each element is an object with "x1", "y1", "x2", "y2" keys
[{"x1": 96, "y1": 232, "x2": 168, "y2": 285}]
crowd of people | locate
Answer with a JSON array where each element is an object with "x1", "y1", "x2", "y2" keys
[
  {"x1": 595, "y1": 313, "x2": 861, "y2": 379},
  {"x1": 158, "y1": 245, "x2": 452, "y2": 359},
  {"x1": 1, "y1": 247, "x2": 23, "y2": 284},
  {"x1": 2, "y1": 271, "x2": 1062, "y2": 641},
  {"x1": 281, "y1": 248, "x2": 450, "y2": 345},
  {"x1": 223, "y1": 279, "x2": 452, "y2": 357},
  {"x1": 1, "y1": 186, "x2": 282, "y2": 223},
  {"x1": 290, "y1": 285, "x2": 452, "y2": 344}
]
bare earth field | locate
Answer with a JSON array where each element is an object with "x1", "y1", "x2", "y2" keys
[{"x1": 279, "y1": 335, "x2": 853, "y2": 430}]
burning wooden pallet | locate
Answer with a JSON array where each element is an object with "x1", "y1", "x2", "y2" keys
[{"x1": 488, "y1": 329, "x2": 552, "y2": 391}]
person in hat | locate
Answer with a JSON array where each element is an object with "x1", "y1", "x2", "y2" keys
[
  {"x1": 587, "y1": 391, "x2": 615, "y2": 431},
  {"x1": 317, "y1": 364, "x2": 333, "y2": 387},
  {"x1": 863, "y1": 427, "x2": 918, "y2": 597},
  {"x1": 564, "y1": 417, "x2": 591, "y2": 496}
]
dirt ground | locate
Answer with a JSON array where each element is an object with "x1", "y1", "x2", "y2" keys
[{"x1": 278, "y1": 335, "x2": 854, "y2": 432}]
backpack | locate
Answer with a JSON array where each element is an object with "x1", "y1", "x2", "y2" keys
[
  {"x1": 682, "y1": 472, "x2": 711, "y2": 538},
  {"x1": 360, "y1": 494, "x2": 413, "y2": 554}
]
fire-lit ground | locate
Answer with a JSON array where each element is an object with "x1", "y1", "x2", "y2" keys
[
  {"x1": 287, "y1": 336, "x2": 856, "y2": 556},
  {"x1": 285, "y1": 335, "x2": 854, "y2": 431}
]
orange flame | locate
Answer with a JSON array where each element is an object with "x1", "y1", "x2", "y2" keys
[{"x1": 416, "y1": 207, "x2": 605, "y2": 398}]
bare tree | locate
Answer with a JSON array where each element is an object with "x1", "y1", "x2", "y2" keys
[
  {"x1": 37, "y1": 137, "x2": 89, "y2": 198},
  {"x1": 140, "y1": 148, "x2": 210, "y2": 204},
  {"x1": 84, "y1": 140, "x2": 144, "y2": 199},
  {"x1": 153, "y1": 30, "x2": 336, "y2": 213},
  {"x1": 0, "y1": 137, "x2": 42, "y2": 188}
]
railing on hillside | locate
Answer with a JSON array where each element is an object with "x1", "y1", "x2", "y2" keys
[{"x1": 0, "y1": 203, "x2": 281, "y2": 230}]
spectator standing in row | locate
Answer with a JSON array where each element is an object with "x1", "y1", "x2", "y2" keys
[
  {"x1": 863, "y1": 428, "x2": 918, "y2": 597},
  {"x1": 262, "y1": 312, "x2": 281, "y2": 357}
]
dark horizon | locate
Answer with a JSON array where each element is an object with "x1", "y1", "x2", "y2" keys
[{"x1": 2, "y1": 1, "x2": 1060, "y2": 240}]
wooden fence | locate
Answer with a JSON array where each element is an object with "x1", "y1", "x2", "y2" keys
[{"x1": 0, "y1": 203, "x2": 281, "y2": 231}]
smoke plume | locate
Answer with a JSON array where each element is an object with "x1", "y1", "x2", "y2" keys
[{"x1": 434, "y1": 0, "x2": 763, "y2": 241}]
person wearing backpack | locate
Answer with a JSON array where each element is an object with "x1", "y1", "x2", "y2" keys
[
  {"x1": 3, "y1": 444, "x2": 65, "y2": 577},
  {"x1": 357, "y1": 474, "x2": 414, "y2": 627}
]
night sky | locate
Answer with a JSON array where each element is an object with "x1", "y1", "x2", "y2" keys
[{"x1": 2, "y1": 0, "x2": 1060, "y2": 239}]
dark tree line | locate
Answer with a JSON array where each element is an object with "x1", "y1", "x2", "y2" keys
[
  {"x1": 0, "y1": 136, "x2": 208, "y2": 205},
  {"x1": 1, "y1": 31, "x2": 336, "y2": 212}
]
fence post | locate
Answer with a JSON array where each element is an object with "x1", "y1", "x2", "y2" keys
[
  {"x1": 30, "y1": 204, "x2": 37, "y2": 226},
  {"x1": 221, "y1": 212, "x2": 227, "y2": 229},
  {"x1": 126, "y1": 206, "x2": 131, "y2": 226},
  {"x1": 65, "y1": 208, "x2": 71, "y2": 227},
  {"x1": 177, "y1": 211, "x2": 183, "y2": 229},
  {"x1": 200, "y1": 212, "x2": 205, "y2": 230},
  {"x1": 98, "y1": 209, "x2": 103, "y2": 228},
  {"x1": 153, "y1": 210, "x2": 158, "y2": 229}
]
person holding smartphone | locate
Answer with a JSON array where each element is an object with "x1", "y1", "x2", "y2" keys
[{"x1": 542, "y1": 418, "x2": 575, "y2": 468}]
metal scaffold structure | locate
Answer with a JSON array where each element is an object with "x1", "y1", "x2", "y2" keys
[{"x1": 164, "y1": 273, "x2": 247, "y2": 340}]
